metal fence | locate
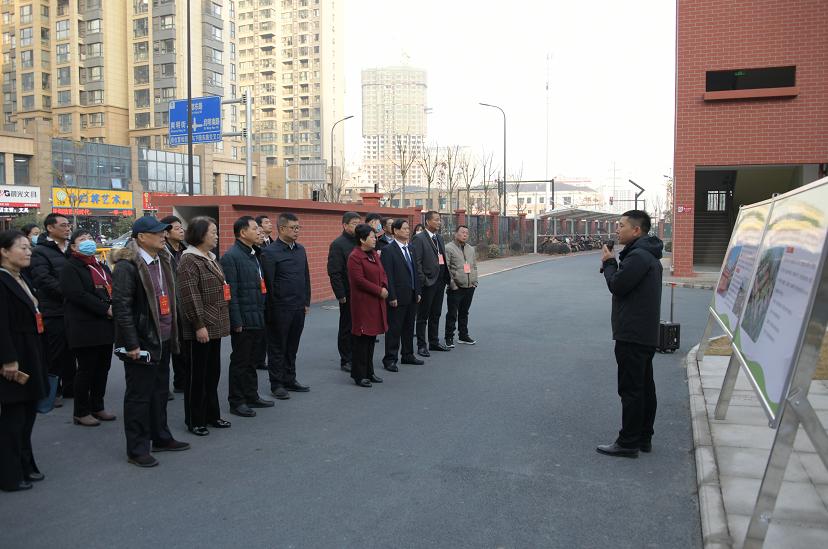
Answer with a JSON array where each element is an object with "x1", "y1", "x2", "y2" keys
[{"x1": 432, "y1": 213, "x2": 532, "y2": 259}]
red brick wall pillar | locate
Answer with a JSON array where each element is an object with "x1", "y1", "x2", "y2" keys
[
  {"x1": 360, "y1": 192, "x2": 383, "y2": 207},
  {"x1": 454, "y1": 208, "x2": 466, "y2": 225},
  {"x1": 489, "y1": 210, "x2": 500, "y2": 245}
]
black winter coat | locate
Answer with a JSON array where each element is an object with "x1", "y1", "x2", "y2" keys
[
  {"x1": 602, "y1": 236, "x2": 664, "y2": 347},
  {"x1": 327, "y1": 231, "x2": 358, "y2": 300},
  {"x1": 59, "y1": 256, "x2": 114, "y2": 349},
  {"x1": 111, "y1": 241, "x2": 180, "y2": 362},
  {"x1": 30, "y1": 239, "x2": 67, "y2": 318},
  {"x1": 262, "y1": 239, "x2": 311, "y2": 313},
  {"x1": 0, "y1": 271, "x2": 49, "y2": 403},
  {"x1": 220, "y1": 240, "x2": 266, "y2": 330}
]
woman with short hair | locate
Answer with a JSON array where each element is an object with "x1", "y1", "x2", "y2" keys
[{"x1": 177, "y1": 217, "x2": 231, "y2": 436}]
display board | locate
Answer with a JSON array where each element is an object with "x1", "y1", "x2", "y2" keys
[
  {"x1": 711, "y1": 201, "x2": 774, "y2": 334},
  {"x1": 732, "y1": 179, "x2": 828, "y2": 419}
]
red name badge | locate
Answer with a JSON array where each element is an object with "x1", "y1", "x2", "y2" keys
[
  {"x1": 223, "y1": 283, "x2": 231, "y2": 302},
  {"x1": 438, "y1": 253, "x2": 445, "y2": 265},
  {"x1": 159, "y1": 294, "x2": 171, "y2": 315},
  {"x1": 105, "y1": 283, "x2": 112, "y2": 297},
  {"x1": 35, "y1": 312, "x2": 44, "y2": 334},
  {"x1": 463, "y1": 263, "x2": 471, "y2": 274},
  {"x1": 260, "y1": 278, "x2": 267, "y2": 295}
]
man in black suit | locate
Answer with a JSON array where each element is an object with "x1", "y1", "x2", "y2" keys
[
  {"x1": 327, "y1": 211, "x2": 361, "y2": 372},
  {"x1": 411, "y1": 211, "x2": 451, "y2": 356},
  {"x1": 380, "y1": 219, "x2": 424, "y2": 371},
  {"x1": 256, "y1": 215, "x2": 274, "y2": 247}
]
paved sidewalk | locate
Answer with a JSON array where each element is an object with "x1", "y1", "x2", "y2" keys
[
  {"x1": 687, "y1": 347, "x2": 828, "y2": 548},
  {"x1": 477, "y1": 250, "x2": 599, "y2": 277}
]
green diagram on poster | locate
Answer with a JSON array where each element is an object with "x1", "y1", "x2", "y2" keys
[
  {"x1": 734, "y1": 179, "x2": 828, "y2": 418},
  {"x1": 711, "y1": 201, "x2": 773, "y2": 334}
]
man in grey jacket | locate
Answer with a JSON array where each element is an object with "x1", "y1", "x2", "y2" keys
[
  {"x1": 444, "y1": 225, "x2": 478, "y2": 348},
  {"x1": 597, "y1": 210, "x2": 663, "y2": 459}
]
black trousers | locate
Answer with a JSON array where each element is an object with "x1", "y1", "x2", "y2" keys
[
  {"x1": 228, "y1": 329, "x2": 262, "y2": 409},
  {"x1": 416, "y1": 281, "x2": 446, "y2": 348},
  {"x1": 123, "y1": 341, "x2": 173, "y2": 458},
  {"x1": 171, "y1": 316, "x2": 185, "y2": 391},
  {"x1": 44, "y1": 316, "x2": 76, "y2": 397},
  {"x1": 183, "y1": 338, "x2": 222, "y2": 429},
  {"x1": 0, "y1": 400, "x2": 38, "y2": 489},
  {"x1": 445, "y1": 287, "x2": 476, "y2": 340},
  {"x1": 73, "y1": 344, "x2": 113, "y2": 418},
  {"x1": 253, "y1": 328, "x2": 268, "y2": 369},
  {"x1": 385, "y1": 292, "x2": 417, "y2": 365},
  {"x1": 351, "y1": 334, "x2": 376, "y2": 382},
  {"x1": 614, "y1": 340, "x2": 658, "y2": 448},
  {"x1": 267, "y1": 308, "x2": 305, "y2": 389},
  {"x1": 337, "y1": 298, "x2": 353, "y2": 366}
]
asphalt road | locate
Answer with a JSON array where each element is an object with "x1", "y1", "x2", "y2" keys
[{"x1": 1, "y1": 252, "x2": 713, "y2": 549}]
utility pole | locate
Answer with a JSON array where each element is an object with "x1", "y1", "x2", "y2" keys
[
  {"x1": 186, "y1": 0, "x2": 194, "y2": 195},
  {"x1": 221, "y1": 92, "x2": 254, "y2": 195}
]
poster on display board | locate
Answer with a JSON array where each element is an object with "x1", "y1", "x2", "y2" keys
[
  {"x1": 733, "y1": 178, "x2": 828, "y2": 420},
  {"x1": 711, "y1": 201, "x2": 773, "y2": 334}
]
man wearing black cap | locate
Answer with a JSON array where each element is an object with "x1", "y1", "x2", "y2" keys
[{"x1": 111, "y1": 217, "x2": 190, "y2": 468}]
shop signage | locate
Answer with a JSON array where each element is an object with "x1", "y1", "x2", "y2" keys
[
  {"x1": 52, "y1": 188, "x2": 134, "y2": 210},
  {"x1": 0, "y1": 185, "x2": 41, "y2": 208}
]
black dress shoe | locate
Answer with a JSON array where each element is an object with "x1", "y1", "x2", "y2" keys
[
  {"x1": 639, "y1": 441, "x2": 652, "y2": 453},
  {"x1": 383, "y1": 363, "x2": 399, "y2": 372},
  {"x1": 271, "y1": 386, "x2": 290, "y2": 400},
  {"x1": 417, "y1": 347, "x2": 431, "y2": 357},
  {"x1": 355, "y1": 379, "x2": 372, "y2": 387},
  {"x1": 25, "y1": 471, "x2": 45, "y2": 482},
  {"x1": 596, "y1": 442, "x2": 639, "y2": 458},
  {"x1": 1, "y1": 480, "x2": 33, "y2": 491},
  {"x1": 230, "y1": 405, "x2": 257, "y2": 418},
  {"x1": 340, "y1": 362, "x2": 352, "y2": 373},
  {"x1": 152, "y1": 439, "x2": 191, "y2": 452},
  {"x1": 208, "y1": 418, "x2": 232, "y2": 428},
  {"x1": 401, "y1": 355, "x2": 425, "y2": 365},
  {"x1": 370, "y1": 374, "x2": 383, "y2": 383},
  {"x1": 128, "y1": 454, "x2": 159, "y2": 468},
  {"x1": 429, "y1": 343, "x2": 450, "y2": 352},
  {"x1": 285, "y1": 382, "x2": 310, "y2": 392},
  {"x1": 188, "y1": 426, "x2": 210, "y2": 436},
  {"x1": 247, "y1": 398, "x2": 275, "y2": 408}
]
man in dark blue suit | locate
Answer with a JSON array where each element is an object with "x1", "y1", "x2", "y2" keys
[
  {"x1": 411, "y1": 211, "x2": 452, "y2": 356},
  {"x1": 380, "y1": 219, "x2": 424, "y2": 371}
]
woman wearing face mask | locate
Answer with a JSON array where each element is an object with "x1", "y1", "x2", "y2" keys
[
  {"x1": 21, "y1": 224, "x2": 41, "y2": 246},
  {"x1": 59, "y1": 229, "x2": 115, "y2": 427}
]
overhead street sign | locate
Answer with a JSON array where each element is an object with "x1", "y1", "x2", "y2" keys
[{"x1": 168, "y1": 96, "x2": 222, "y2": 145}]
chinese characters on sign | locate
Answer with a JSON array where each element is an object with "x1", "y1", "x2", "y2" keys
[
  {"x1": 168, "y1": 96, "x2": 223, "y2": 146},
  {"x1": 51, "y1": 188, "x2": 135, "y2": 217},
  {"x1": 0, "y1": 185, "x2": 41, "y2": 208}
]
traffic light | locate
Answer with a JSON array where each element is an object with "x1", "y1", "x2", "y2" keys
[{"x1": 609, "y1": 197, "x2": 614, "y2": 206}]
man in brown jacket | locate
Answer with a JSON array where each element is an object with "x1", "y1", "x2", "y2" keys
[{"x1": 444, "y1": 225, "x2": 478, "y2": 348}]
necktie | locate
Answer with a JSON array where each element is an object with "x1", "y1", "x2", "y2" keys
[{"x1": 403, "y1": 245, "x2": 415, "y2": 287}]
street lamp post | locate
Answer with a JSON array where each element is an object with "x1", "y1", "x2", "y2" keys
[
  {"x1": 479, "y1": 102, "x2": 506, "y2": 216},
  {"x1": 329, "y1": 115, "x2": 353, "y2": 202}
]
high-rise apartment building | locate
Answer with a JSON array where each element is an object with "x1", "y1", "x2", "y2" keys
[
  {"x1": 361, "y1": 66, "x2": 427, "y2": 195},
  {"x1": 238, "y1": 0, "x2": 344, "y2": 186}
]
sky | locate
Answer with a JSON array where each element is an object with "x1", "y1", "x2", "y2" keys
[{"x1": 343, "y1": 0, "x2": 676, "y2": 201}]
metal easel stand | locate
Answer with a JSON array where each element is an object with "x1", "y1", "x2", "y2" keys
[{"x1": 742, "y1": 251, "x2": 828, "y2": 548}]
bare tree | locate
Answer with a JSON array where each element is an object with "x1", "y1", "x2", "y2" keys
[
  {"x1": 417, "y1": 143, "x2": 442, "y2": 211},
  {"x1": 442, "y1": 145, "x2": 462, "y2": 212},
  {"x1": 509, "y1": 163, "x2": 525, "y2": 215},
  {"x1": 478, "y1": 150, "x2": 496, "y2": 213},
  {"x1": 54, "y1": 168, "x2": 83, "y2": 228},
  {"x1": 459, "y1": 152, "x2": 479, "y2": 212},
  {"x1": 392, "y1": 133, "x2": 418, "y2": 207}
]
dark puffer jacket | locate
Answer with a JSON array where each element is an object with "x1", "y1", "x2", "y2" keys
[
  {"x1": 220, "y1": 240, "x2": 266, "y2": 330},
  {"x1": 110, "y1": 240, "x2": 180, "y2": 362},
  {"x1": 602, "y1": 236, "x2": 664, "y2": 347},
  {"x1": 29, "y1": 238, "x2": 68, "y2": 318},
  {"x1": 327, "y1": 231, "x2": 358, "y2": 300}
]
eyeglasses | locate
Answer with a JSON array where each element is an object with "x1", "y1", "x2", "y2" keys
[{"x1": 281, "y1": 225, "x2": 301, "y2": 231}]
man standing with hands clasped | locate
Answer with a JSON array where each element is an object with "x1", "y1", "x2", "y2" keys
[
  {"x1": 597, "y1": 210, "x2": 663, "y2": 459},
  {"x1": 444, "y1": 225, "x2": 478, "y2": 348},
  {"x1": 327, "y1": 212, "x2": 361, "y2": 372},
  {"x1": 412, "y1": 211, "x2": 451, "y2": 356}
]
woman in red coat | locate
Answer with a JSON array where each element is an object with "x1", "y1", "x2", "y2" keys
[{"x1": 347, "y1": 224, "x2": 389, "y2": 387}]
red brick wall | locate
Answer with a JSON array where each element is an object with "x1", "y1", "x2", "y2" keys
[
  {"x1": 154, "y1": 196, "x2": 418, "y2": 303},
  {"x1": 674, "y1": 0, "x2": 828, "y2": 276}
]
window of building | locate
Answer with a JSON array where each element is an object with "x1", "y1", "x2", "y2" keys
[
  {"x1": 134, "y1": 0, "x2": 149, "y2": 14},
  {"x1": 705, "y1": 66, "x2": 796, "y2": 93},
  {"x1": 133, "y1": 17, "x2": 148, "y2": 37},
  {"x1": 20, "y1": 27, "x2": 32, "y2": 47},
  {"x1": 20, "y1": 4, "x2": 32, "y2": 24},
  {"x1": 153, "y1": 63, "x2": 175, "y2": 79},
  {"x1": 84, "y1": 66, "x2": 102, "y2": 83},
  {"x1": 226, "y1": 174, "x2": 244, "y2": 195},
  {"x1": 58, "y1": 113, "x2": 72, "y2": 132},
  {"x1": 86, "y1": 19, "x2": 101, "y2": 33},
  {"x1": 230, "y1": 22, "x2": 235, "y2": 38},
  {"x1": 154, "y1": 86, "x2": 175, "y2": 103},
  {"x1": 21, "y1": 94, "x2": 34, "y2": 109},
  {"x1": 13, "y1": 155, "x2": 30, "y2": 184},
  {"x1": 154, "y1": 38, "x2": 174, "y2": 55},
  {"x1": 155, "y1": 14, "x2": 174, "y2": 30},
  {"x1": 138, "y1": 148, "x2": 202, "y2": 194},
  {"x1": 41, "y1": 72, "x2": 49, "y2": 90},
  {"x1": 21, "y1": 72, "x2": 34, "y2": 91},
  {"x1": 203, "y1": 69, "x2": 222, "y2": 87},
  {"x1": 134, "y1": 65, "x2": 150, "y2": 84},
  {"x1": 86, "y1": 0, "x2": 102, "y2": 8},
  {"x1": 208, "y1": 2, "x2": 221, "y2": 17},
  {"x1": 135, "y1": 112, "x2": 150, "y2": 128},
  {"x1": 57, "y1": 89, "x2": 70, "y2": 105},
  {"x1": 207, "y1": 24, "x2": 222, "y2": 40},
  {"x1": 56, "y1": 19, "x2": 69, "y2": 40},
  {"x1": 56, "y1": 43, "x2": 69, "y2": 63},
  {"x1": 134, "y1": 41, "x2": 148, "y2": 61},
  {"x1": 52, "y1": 138, "x2": 132, "y2": 189},
  {"x1": 40, "y1": 27, "x2": 49, "y2": 43},
  {"x1": 707, "y1": 190, "x2": 727, "y2": 212},
  {"x1": 81, "y1": 89, "x2": 103, "y2": 105},
  {"x1": 154, "y1": 111, "x2": 168, "y2": 127},
  {"x1": 203, "y1": 46, "x2": 221, "y2": 64},
  {"x1": 21, "y1": 50, "x2": 33, "y2": 68},
  {"x1": 134, "y1": 89, "x2": 150, "y2": 108},
  {"x1": 41, "y1": 5, "x2": 49, "y2": 19}
]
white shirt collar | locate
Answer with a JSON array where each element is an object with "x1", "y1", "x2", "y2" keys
[
  {"x1": 47, "y1": 236, "x2": 68, "y2": 252},
  {"x1": 138, "y1": 246, "x2": 157, "y2": 265},
  {"x1": 395, "y1": 238, "x2": 410, "y2": 249},
  {"x1": 425, "y1": 229, "x2": 437, "y2": 239}
]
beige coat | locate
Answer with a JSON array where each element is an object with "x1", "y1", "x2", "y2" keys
[{"x1": 445, "y1": 241, "x2": 478, "y2": 290}]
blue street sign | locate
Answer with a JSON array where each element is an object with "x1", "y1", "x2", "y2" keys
[{"x1": 168, "y1": 96, "x2": 222, "y2": 146}]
